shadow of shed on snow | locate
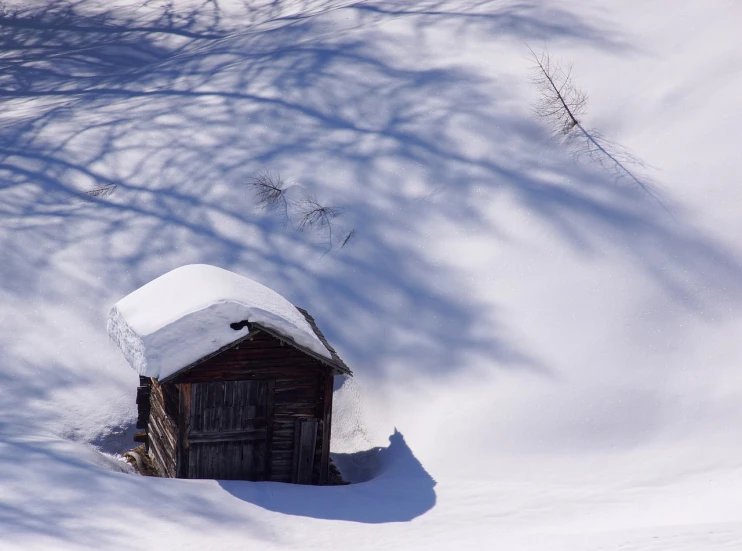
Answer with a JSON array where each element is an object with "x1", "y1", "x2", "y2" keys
[{"x1": 218, "y1": 430, "x2": 436, "y2": 523}]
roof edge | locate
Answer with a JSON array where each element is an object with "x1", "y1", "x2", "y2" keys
[
  {"x1": 158, "y1": 321, "x2": 352, "y2": 384},
  {"x1": 256, "y1": 323, "x2": 352, "y2": 376},
  {"x1": 293, "y1": 306, "x2": 349, "y2": 371}
]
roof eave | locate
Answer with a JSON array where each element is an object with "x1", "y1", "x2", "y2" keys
[
  {"x1": 254, "y1": 323, "x2": 352, "y2": 376},
  {"x1": 158, "y1": 324, "x2": 352, "y2": 384}
]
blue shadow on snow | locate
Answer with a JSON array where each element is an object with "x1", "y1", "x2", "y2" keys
[{"x1": 218, "y1": 429, "x2": 436, "y2": 523}]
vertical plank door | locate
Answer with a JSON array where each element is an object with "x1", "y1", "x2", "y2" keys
[
  {"x1": 293, "y1": 418, "x2": 318, "y2": 484},
  {"x1": 187, "y1": 380, "x2": 272, "y2": 480}
]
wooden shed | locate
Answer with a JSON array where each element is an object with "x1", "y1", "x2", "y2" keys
[{"x1": 108, "y1": 264, "x2": 351, "y2": 485}]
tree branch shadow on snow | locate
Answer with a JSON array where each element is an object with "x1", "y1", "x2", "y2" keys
[
  {"x1": 0, "y1": 0, "x2": 577, "y2": 383},
  {"x1": 0, "y1": 433, "x2": 281, "y2": 549},
  {"x1": 0, "y1": 0, "x2": 741, "y2": 462},
  {"x1": 352, "y1": 0, "x2": 636, "y2": 52},
  {"x1": 218, "y1": 429, "x2": 436, "y2": 523},
  {"x1": 0, "y1": 429, "x2": 433, "y2": 546},
  {"x1": 0, "y1": 0, "x2": 740, "y2": 544}
]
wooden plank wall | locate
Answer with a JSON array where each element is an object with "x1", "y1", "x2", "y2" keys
[
  {"x1": 176, "y1": 383, "x2": 191, "y2": 478},
  {"x1": 318, "y1": 373, "x2": 334, "y2": 485},
  {"x1": 273, "y1": 375, "x2": 320, "y2": 483},
  {"x1": 294, "y1": 419, "x2": 318, "y2": 484},
  {"x1": 175, "y1": 331, "x2": 330, "y2": 383},
  {"x1": 147, "y1": 378, "x2": 179, "y2": 478},
  {"x1": 169, "y1": 331, "x2": 335, "y2": 484}
]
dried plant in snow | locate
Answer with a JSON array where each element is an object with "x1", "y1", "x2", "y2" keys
[
  {"x1": 339, "y1": 229, "x2": 356, "y2": 249},
  {"x1": 68, "y1": 182, "x2": 117, "y2": 202},
  {"x1": 528, "y1": 45, "x2": 587, "y2": 135},
  {"x1": 528, "y1": 45, "x2": 665, "y2": 207},
  {"x1": 246, "y1": 170, "x2": 290, "y2": 221},
  {"x1": 296, "y1": 194, "x2": 342, "y2": 239},
  {"x1": 83, "y1": 183, "x2": 117, "y2": 199},
  {"x1": 248, "y1": 170, "x2": 356, "y2": 253}
]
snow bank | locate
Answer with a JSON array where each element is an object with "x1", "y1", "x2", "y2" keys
[{"x1": 107, "y1": 264, "x2": 331, "y2": 380}]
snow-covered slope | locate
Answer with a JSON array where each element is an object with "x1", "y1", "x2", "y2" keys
[{"x1": 1, "y1": 0, "x2": 742, "y2": 549}]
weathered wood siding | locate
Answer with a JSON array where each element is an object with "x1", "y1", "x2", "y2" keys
[
  {"x1": 170, "y1": 330, "x2": 334, "y2": 484},
  {"x1": 183, "y1": 380, "x2": 271, "y2": 480},
  {"x1": 318, "y1": 373, "x2": 334, "y2": 484},
  {"x1": 136, "y1": 376, "x2": 151, "y2": 430},
  {"x1": 147, "y1": 378, "x2": 178, "y2": 478},
  {"x1": 174, "y1": 331, "x2": 329, "y2": 383},
  {"x1": 271, "y1": 375, "x2": 320, "y2": 482}
]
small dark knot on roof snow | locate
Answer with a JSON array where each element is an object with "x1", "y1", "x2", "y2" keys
[{"x1": 230, "y1": 320, "x2": 251, "y2": 331}]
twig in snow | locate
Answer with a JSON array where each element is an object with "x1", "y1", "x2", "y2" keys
[
  {"x1": 248, "y1": 170, "x2": 356, "y2": 253},
  {"x1": 84, "y1": 183, "x2": 117, "y2": 199},
  {"x1": 247, "y1": 169, "x2": 290, "y2": 221},
  {"x1": 340, "y1": 229, "x2": 356, "y2": 249},
  {"x1": 68, "y1": 183, "x2": 117, "y2": 202},
  {"x1": 296, "y1": 194, "x2": 342, "y2": 243}
]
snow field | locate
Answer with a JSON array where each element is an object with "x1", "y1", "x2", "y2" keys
[{"x1": 1, "y1": 0, "x2": 742, "y2": 549}]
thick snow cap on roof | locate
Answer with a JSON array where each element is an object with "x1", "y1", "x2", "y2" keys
[{"x1": 107, "y1": 264, "x2": 331, "y2": 380}]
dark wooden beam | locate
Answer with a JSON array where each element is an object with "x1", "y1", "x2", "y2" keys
[{"x1": 188, "y1": 428, "x2": 267, "y2": 444}]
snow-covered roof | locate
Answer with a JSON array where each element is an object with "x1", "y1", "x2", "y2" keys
[{"x1": 107, "y1": 264, "x2": 337, "y2": 380}]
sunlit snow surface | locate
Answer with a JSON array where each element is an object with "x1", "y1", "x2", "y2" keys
[
  {"x1": 1, "y1": 0, "x2": 742, "y2": 549},
  {"x1": 108, "y1": 264, "x2": 331, "y2": 379}
]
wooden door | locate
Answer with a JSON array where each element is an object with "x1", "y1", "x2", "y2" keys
[
  {"x1": 293, "y1": 418, "x2": 319, "y2": 484},
  {"x1": 186, "y1": 380, "x2": 273, "y2": 480}
]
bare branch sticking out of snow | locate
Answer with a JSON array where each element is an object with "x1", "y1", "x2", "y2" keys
[
  {"x1": 528, "y1": 45, "x2": 587, "y2": 135},
  {"x1": 68, "y1": 183, "x2": 118, "y2": 202},
  {"x1": 296, "y1": 194, "x2": 350, "y2": 254},
  {"x1": 248, "y1": 170, "x2": 356, "y2": 253},
  {"x1": 246, "y1": 170, "x2": 290, "y2": 222},
  {"x1": 340, "y1": 229, "x2": 356, "y2": 249},
  {"x1": 84, "y1": 183, "x2": 118, "y2": 199},
  {"x1": 527, "y1": 46, "x2": 668, "y2": 210},
  {"x1": 296, "y1": 194, "x2": 341, "y2": 234}
]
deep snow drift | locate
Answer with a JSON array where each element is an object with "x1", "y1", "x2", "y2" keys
[{"x1": 1, "y1": 0, "x2": 742, "y2": 549}]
